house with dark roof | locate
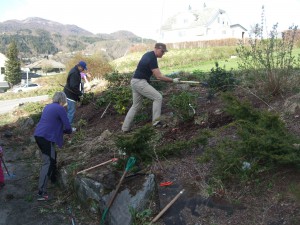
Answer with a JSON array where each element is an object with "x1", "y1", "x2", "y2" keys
[
  {"x1": 159, "y1": 7, "x2": 247, "y2": 43},
  {"x1": 26, "y1": 58, "x2": 65, "y2": 75}
]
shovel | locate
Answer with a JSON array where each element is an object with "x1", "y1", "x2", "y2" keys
[
  {"x1": 151, "y1": 79, "x2": 208, "y2": 87},
  {"x1": 178, "y1": 80, "x2": 208, "y2": 86}
]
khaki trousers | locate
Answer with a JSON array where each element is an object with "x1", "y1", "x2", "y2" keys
[{"x1": 122, "y1": 79, "x2": 162, "y2": 131}]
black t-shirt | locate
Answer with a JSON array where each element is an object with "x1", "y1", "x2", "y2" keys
[{"x1": 133, "y1": 51, "x2": 158, "y2": 82}]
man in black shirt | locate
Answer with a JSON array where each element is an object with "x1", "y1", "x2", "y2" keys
[
  {"x1": 122, "y1": 43, "x2": 179, "y2": 132},
  {"x1": 64, "y1": 61, "x2": 87, "y2": 126}
]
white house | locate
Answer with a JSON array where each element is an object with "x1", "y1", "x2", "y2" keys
[
  {"x1": 158, "y1": 7, "x2": 247, "y2": 43},
  {"x1": 0, "y1": 52, "x2": 7, "y2": 81},
  {"x1": 0, "y1": 53, "x2": 9, "y2": 92}
]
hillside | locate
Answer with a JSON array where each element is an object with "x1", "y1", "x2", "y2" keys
[
  {"x1": 70, "y1": 80, "x2": 300, "y2": 225},
  {"x1": 0, "y1": 17, "x2": 155, "y2": 60},
  {"x1": 0, "y1": 17, "x2": 94, "y2": 36},
  {"x1": 0, "y1": 76, "x2": 299, "y2": 224}
]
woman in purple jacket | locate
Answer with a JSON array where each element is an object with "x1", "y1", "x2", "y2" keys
[{"x1": 34, "y1": 92, "x2": 72, "y2": 201}]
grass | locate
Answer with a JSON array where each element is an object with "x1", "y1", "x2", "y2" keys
[
  {"x1": 0, "y1": 113, "x2": 18, "y2": 126},
  {"x1": 113, "y1": 45, "x2": 300, "y2": 75},
  {"x1": 162, "y1": 58, "x2": 238, "y2": 74},
  {"x1": 112, "y1": 46, "x2": 239, "y2": 74}
]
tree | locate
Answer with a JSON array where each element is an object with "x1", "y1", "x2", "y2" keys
[{"x1": 5, "y1": 41, "x2": 21, "y2": 86}]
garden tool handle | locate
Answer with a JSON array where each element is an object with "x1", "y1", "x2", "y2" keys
[
  {"x1": 106, "y1": 170, "x2": 127, "y2": 209},
  {"x1": 100, "y1": 157, "x2": 136, "y2": 225},
  {"x1": 150, "y1": 189, "x2": 185, "y2": 223},
  {"x1": 77, "y1": 158, "x2": 118, "y2": 174},
  {"x1": 107, "y1": 157, "x2": 136, "y2": 208},
  {"x1": 1, "y1": 157, "x2": 10, "y2": 176}
]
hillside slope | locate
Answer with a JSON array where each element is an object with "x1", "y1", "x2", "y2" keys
[
  {"x1": 66, "y1": 81, "x2": 300, "y2": 224},
  {"x1": 0, "y1": 79, "x2": 299, "y2": 225},
  {"x1": 0, "y1": 17, "x2": 154, "y2": 60}
]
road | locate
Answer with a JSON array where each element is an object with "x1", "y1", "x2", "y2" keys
[{"x1": 0, "y1": 95, "x2": 49, "y2": 114}]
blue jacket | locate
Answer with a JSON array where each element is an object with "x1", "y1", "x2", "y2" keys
[{"x1": 34, "y1": 102, "x2": 72, "y2": 148}]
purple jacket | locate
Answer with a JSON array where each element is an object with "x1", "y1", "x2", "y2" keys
[{"x1": 34, "y1": 102, "x2": 72, "y2": 148}]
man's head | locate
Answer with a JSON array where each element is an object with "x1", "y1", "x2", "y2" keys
[
  {"x1": 78, "y1": 61, "x2": 87, "y2": 71},
  {"x1": 154, "y1": 43, "x2": 168, "y2": 58}
]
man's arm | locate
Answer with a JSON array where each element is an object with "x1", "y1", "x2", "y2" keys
[{"x1": 152, "y1": 68, "x2": 174, "y2": 82}]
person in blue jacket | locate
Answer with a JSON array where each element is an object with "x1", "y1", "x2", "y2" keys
[
  {"x1": 64, "y1": 61, "x2": 87, "y2": 126},
  {"x1": 34, "y1": 91, "x2": 72, "y2": 201}
]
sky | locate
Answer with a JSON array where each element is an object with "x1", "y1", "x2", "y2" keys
[{"x1": 0, "y1": 0, "x2": 300, "y2": 40}]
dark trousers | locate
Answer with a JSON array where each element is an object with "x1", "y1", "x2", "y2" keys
[{"x1": 35, "y1": 136, "x2": 56, "y2": 194}]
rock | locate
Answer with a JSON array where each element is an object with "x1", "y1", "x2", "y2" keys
[
  {"x1": 104, "y1": 174, "x2": 156, "y2": 225},
  {"x1": 19, "y1": 117, "x2": 35, "y2": 130},
  {"x1": 65, "y1": 169, "x2": 156, "y2": 225}
]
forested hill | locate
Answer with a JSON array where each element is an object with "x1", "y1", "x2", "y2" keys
[
  {"x1": 0, "y1": 17, "x2": 94, "y2": 36},
  {"x1": 0, "y1": 17, "x2": 154, "y2": 60}
]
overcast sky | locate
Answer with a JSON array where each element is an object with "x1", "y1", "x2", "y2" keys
[{"x1": 0, "y1": 0, "x2": 299, "y2": 40}]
